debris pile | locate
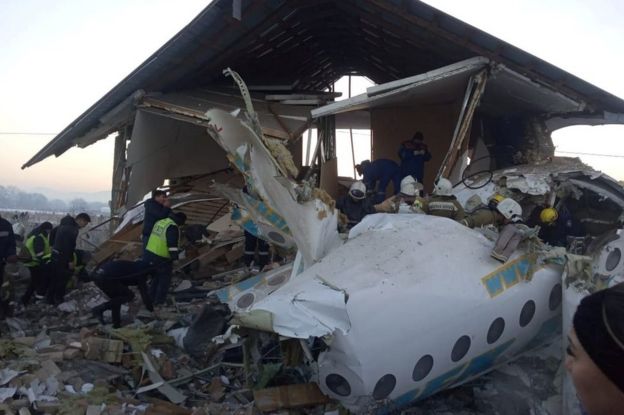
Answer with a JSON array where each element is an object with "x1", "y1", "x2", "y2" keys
[{"x1": 1, "y1": 279, "x2": 341, "y2": 415}]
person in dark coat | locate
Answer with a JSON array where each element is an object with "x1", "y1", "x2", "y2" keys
[
  {"x1": 398, "y1": 131, "x2": 432, "y2": 183},
  {"x1": 355, "y1": 159, "x2": 402, "y2": 203},
  {"x1": 91, "y1": 260, "x2": 154, "y2": 328},
  {"x1": 239, "y1": 186, "x2": 270, "y2": 272},
  {"x1": 336, "y1": 181, "x2": 376, "y2": 230},
  {"x1": 21, "y1": 221, "x2": 53, "y2": 305},
  {"x1": 142, "y1": 190, "x2": 171, "y2": 254},
  {"x1": 0, "y1": 214, "x2": 17, "y2": 318},
  {"x1": 567, "y1": 283, "x2": 624, "y2": 414},
  {"x1": 144, "y1": 211, "x2": 186, "y2": 305},
  {"x1": 527, "y1": 206, "x2": 585, "y2": 248},
  {"x1": 46, "y1": 213, "x2": 90, "y2": 304}
]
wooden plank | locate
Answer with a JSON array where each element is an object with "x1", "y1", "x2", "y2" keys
[
  {"x1": 253, "y1": 383, "x2": 330, "y2": 412},
  {"x1": 320, "y1": 158, "x2": 339, "y2": 199}
]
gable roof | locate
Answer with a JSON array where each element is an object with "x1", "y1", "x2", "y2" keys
[{"x1": 24, "y1": 0, "x2": 624, "y2": 168}]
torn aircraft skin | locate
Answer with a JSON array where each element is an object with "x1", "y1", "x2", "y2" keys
[{"x1": 203, "y1": 68, "x2": 624, "y2": 413}]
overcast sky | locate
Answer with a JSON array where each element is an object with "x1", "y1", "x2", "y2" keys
[{"x1": 1, "y1": 0, "x2": 623, "y2": 195}]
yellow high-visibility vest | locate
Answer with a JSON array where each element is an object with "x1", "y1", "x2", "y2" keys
[
  {"x1": 24, "y1": 233, "x2": 51, "y2": 267},
  {"x1": 146, "y1": 218, "x2": 178, "y2": 259}
]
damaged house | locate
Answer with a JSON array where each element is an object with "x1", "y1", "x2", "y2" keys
[{"x1": 22, "y1": 0, "x2": 624, "y2": 413}]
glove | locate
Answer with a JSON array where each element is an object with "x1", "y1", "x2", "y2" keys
[
  {"x1": 410, "y1": 199, "x2": 425, "y2": 213},
  {"x1": 5, "y1": 255, "x2": 18, "y2": 264}
]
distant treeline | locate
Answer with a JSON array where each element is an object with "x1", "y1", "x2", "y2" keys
[{"x1": 0, "y1": 185, "x2": 108, "y2": 213}]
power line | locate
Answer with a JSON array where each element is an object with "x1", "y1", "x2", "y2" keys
[
  {"x1": 0, "y1": 132, "x2": 58, "y2": 136},
  {"x1": 556, "y1": 150, "x2": 624, "y2": 158}
]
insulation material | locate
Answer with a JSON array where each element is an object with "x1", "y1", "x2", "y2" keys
[
  {"x1": 125, "y1": 110, "x2": 229, "y2": 205},
  {"x1": 505, "y1": 174, "x2": 552, "y2": 195},
  {"x1": 264, "y1": 137, "x2": 299, "y2": 178}
]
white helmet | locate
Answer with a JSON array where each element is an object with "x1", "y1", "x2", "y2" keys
[
  {"x1": 433, "y1": 178, "x2": 453, "y2": 196},
  {"x1": 496, "y1": 198, "x2": 523, "y2": 222},
  {"x1": 349, "y1": 181, "x2": 367, "y2": 200},
  {"x1": 399, "y1": 176, "x2": 421, "y2": 196}
]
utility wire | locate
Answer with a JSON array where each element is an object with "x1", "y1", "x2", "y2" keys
[
  {"x1": 0, "y1": 132, "x2": 58, "y2": 135},
  {"x1": 556, "y1": 150, "x2": 624, "y2": 158}
]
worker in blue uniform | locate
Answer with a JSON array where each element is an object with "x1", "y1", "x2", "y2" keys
[
  {"x1": 355, "y1": 159, "x2": 402, "y2": 203},
  {"x1": 398, "y1": 132, "x2": 432, "y2": 183}
]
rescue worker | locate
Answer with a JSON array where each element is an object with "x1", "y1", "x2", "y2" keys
[
  {"x1": 90, "y1": 260, "x2": 154, "y2": 328},
  {"x1": 46, "y1": 213, "x2": 91, "y2": 305},
  {"x1": 417, "y1": 178, "x2": 465, "y2": 220},
  {"x1": 566, "y1": 282, "x2": 624, "y2": 414},
  {"x1": 355, "y1": 159, "x2": 402, "y2": 203},
  {"x1": 238, "y1": 186, "x2": 271, "y2": 272},
  {"x1": 459, "y1": 194, "x2": 505, "y2": 228},
  {"x1": 142, "y1": 190, "x2": 172, "y2": 254},
  {"x1": 336, "y1": 181, "x2": 376, "y2": 229},
  {"x1": 144, "y1": 211, "x2": 186, "y2": 305},
  {"x1": 21, "y1": 221, "x2": 53, "y2": 305},
  {"x1": 65, "y1": 249, "x2": 91, "y2": 291},
  {"x1": 532, "y1": 206, "x2": 584, "y2": 247},
  {"x1": 373, "y1": 175, "x2": 422, "y2": 213},
  {"x1": 491, "y1": 198, "x2": 527, "y2": 262},
  {"x1": 0, "y1": 214, "x2": 17, "y2": 318},
  {"x1": 398, "y1": 132, "x2": 431, "y2": 183}
]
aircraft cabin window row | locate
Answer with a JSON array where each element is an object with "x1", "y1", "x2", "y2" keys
[{"x1": 324, "y1": 283, "x2": 562, "y2": 399}]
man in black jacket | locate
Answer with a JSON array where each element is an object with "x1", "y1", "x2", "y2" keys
[
  {"x1": 46, "y1": 213, "x2": 90, "y2": 304},
  {"x1": 91, "y1": 260, "x2": 154, "y2": 328},
  {"x1": 142, "y1": 190, "x2": 171, "y2": 255},
  {"x1": 0, "y1": 214, "x2": 17, "y2": 318}
]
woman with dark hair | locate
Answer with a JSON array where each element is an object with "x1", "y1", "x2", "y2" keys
[{"x1": 566, "y1": 282, "x2": 624, "y2": 414}]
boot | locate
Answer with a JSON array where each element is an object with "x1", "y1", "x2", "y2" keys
[{"x1": 91, "y1": 304, "x2": 107, "y2": 325}]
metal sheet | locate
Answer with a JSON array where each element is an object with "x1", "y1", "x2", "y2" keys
[{"x1": 312, "y1": 58, "x2": 482, "y2": 118}]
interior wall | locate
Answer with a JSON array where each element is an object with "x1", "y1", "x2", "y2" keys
[
  {"x1": 125, "y1": 110, "x2": 229, "y2": 205},
  {"x1": 370, "y1": 102, "x2": 460, "y2": 193}
]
